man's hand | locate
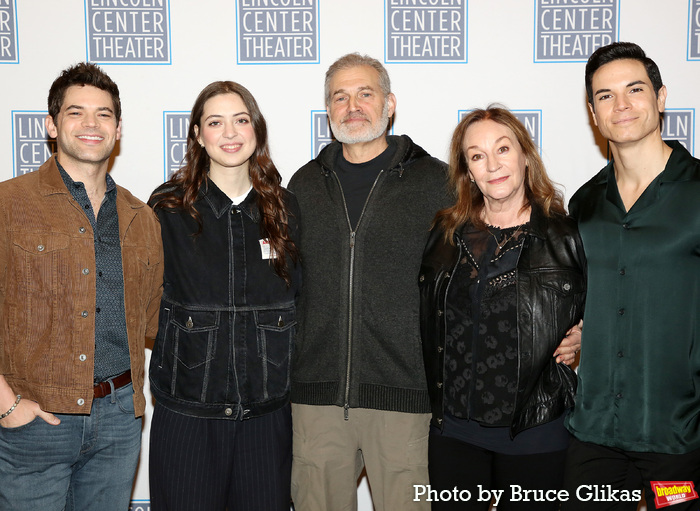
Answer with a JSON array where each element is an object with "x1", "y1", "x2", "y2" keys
[
  {"x1": 0, "y1": 398, "x2": 60, "y2": 428},
  {"x1": 553, "y1": 320, "x2": 582, "y2": 365}
]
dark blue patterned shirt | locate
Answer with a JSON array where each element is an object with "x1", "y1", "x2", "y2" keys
[{"x1": 57, "y1": 158, "x2": 129, "y2": 382}]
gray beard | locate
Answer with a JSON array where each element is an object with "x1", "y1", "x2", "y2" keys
[{"x1": 330, "y1": 100, "x2": 390, "y2": 145}]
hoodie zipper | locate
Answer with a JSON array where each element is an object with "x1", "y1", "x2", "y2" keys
[{"x1": 330, "y1": 168, "x2": 385, "y2": 420}]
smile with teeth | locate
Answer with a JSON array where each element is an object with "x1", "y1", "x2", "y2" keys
[
  {"x1": 221, "y1": 144, "x2": 242, "y2": 152},
  {"x1": 78, "y1": 135, "x2": 104, "y2": 141}
]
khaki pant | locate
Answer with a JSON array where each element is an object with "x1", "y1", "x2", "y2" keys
[{"x1": 291, "y1": 404, "x2": 431, "y2": 511}]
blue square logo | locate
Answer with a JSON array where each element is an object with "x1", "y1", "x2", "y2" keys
[
  {"x1": 85, "y1": 0, "x2": 171, "y2": 63},
  {"x1": 458, "y1": 109, "x2": 542, "y2": 153},
  {"x1": 385, "y1": 0, "x2": 467, "y2": 63},
  {"x1": 688, "y1": 0, "x2": 700, "y2": 60},
  {"x1": 534, "y1": 0, "x2": 618, "y2": 62},
  {"x1": 163, "y1": 111, "x2": 189, "y2": 181},
  {"x1": 12, "y1": 111, "x2": 56, "y2": 176},
  {"x1": 237, "y1": 0, "x2": 319, "y2": 64},
  {"x1": 662, "y1": 109, "x2": 695, "y2": 154},
  {"x1": 0, "y1": 0, "x2": 19, "y2": 63}
]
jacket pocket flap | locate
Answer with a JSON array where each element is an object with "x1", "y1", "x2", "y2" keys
[
  {"x1": 171, "y1": 308, "x2": 218, "y2": 331},
  {"x1": 540, "y1": 274, "x2": 584, "y2": 296},
  {"x1": 256, "y1": 308, "x2": 296, "y2": 332},
  {"x1": 12, "y1": 232, "x2": 69, "y2": 254}
]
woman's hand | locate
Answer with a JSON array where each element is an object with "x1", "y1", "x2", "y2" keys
[{"x1": 554, "y1": 320, "x2": 582, "y2": 365}]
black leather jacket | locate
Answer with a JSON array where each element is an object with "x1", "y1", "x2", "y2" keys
[{"x1": 419, "y1": 207, "x2": 586, "y2": 436}]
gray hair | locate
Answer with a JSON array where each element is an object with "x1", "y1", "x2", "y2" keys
[{"x1": 324, "y1": 53, "x2": 392, "y2": 105}]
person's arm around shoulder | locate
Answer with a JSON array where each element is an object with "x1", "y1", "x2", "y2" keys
[{"x1": 553, "y1": 214, "x2": 586, "y2": 365}]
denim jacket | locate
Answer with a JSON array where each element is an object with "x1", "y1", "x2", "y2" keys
[{"x1": 149, "y1": 179, "x2": 301, "y2": 420}]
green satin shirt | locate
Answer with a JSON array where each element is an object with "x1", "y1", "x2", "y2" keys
[{"x1": 566, "y1": 141, "x2": 700, "y2": 454}]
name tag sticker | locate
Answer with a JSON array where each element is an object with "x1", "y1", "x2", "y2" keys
[{"x1": 259, "y1": 238, "x2": 277, "y2": 260}]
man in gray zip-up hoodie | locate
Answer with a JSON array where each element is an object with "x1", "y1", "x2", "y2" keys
[{"x1": 288, "y1": 53, "x2": 450, "y2": 511}]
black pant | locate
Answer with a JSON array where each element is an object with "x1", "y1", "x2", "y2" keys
[
  {"x1": 428, "y1": 431, "x2": 568, "y2": 510},
  {"x1": 561, "y1": 438, "x2": 700, "y2": 511},
  {"x1": 149, "y1": 402, "x2": 292, "y2": 511}
]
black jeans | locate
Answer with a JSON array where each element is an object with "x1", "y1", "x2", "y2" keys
[
  {"x1": 561, "y1": 437, "x2": 700, "y2": 511},
  {"x1": 428, "y1": 431, "x2": 568, "y2": 510}
]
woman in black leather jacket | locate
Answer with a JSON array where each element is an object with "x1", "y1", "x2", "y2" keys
[
  {"x1": 147, "y1": 82, "x2": 300, "y2": 510},
  {"x1": 419, "y1": 107, "x2": 585, "y2": 510}
]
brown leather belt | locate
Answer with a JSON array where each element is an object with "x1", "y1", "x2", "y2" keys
[{"x1": 93, "y1": 370, "x2": 132, "y2": 399}]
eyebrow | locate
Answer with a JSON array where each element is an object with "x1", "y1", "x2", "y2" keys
[
  {"x1": 594, "y1": 80, "x2": 648, "y2": 97},
  {"x1": 64, "y1": 105, "x2": 114, "y2": 114},
  {"x1": 203, "y1": 112, "x2": 250, "y2": 121},
  {"x1": 332, "y1": 85, "x2": 375, "y2": 97},
  {"x1": 465, "y1": 135, "x2": 511, "y2": 152}
]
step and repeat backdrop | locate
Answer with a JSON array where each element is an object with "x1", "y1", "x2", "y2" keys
[{"x1": 1, "y1": 1, "x2": 698, "y2": 509}]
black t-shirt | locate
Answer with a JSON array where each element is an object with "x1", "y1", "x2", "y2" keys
[{"x1": 335, "y1": 139, "x2": 396, "y2": 230}]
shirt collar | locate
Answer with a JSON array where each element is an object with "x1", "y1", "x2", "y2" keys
[{"x1": 199, "y1": 177, "x2": 260, "y2": 222}]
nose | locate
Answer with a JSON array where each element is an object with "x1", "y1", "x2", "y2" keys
[
  {"x1": 82, "y1": 112, "x2": 98, "y2": 127},
  {"x1": 347, "y1": 95, "x2": 360, "y2": 112},
  {"x1": 614, "y1": 94, "x2": 631, "y2": 111},
  {"x1": 486, "y1": 155, "x2": 501, "y2": 173},
  {"x1": 223, "y1": 121, "x2": 237, "y2": 138}
]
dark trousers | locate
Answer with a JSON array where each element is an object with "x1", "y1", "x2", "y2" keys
[
  {"x1": 428, "y1": 432, "x2": 568, "y2": 510},
  {"x1": 149, "y1": 401, "x2": 292, "y2": 511},
  {"x1": 561, "y1": 438, "x2": 700, "y2": 511}
]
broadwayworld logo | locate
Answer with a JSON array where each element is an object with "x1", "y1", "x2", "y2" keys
[
  {"x1": 163, "y1": 111, "x2": 189, "y2": 181},
  {"x1": 651, "y1": 481, "x2": 698, "y2": 509},
  {"x1": 0, "y1": 0, "x2": 18, "y2": 63},
  {"x1": 85, "y1": 0, "x2": 171, "y2": 64},
  {"x1": 534, "y1": 0, "x2": 618, "y2": 62},
  {"x1": 236, "y1": 0, "x2": 319, "y2": 64},
  {"x1": 12, "y1": 111, "x2": 56, "y2": 177},
  {"x1": 459, "y1": 110, "x2": 542, "y2": 153},
  {"x1": 385, "y1": 0, "x2": 467, "y2": 63}
]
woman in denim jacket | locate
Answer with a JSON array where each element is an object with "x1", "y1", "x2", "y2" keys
[{"x1": 148, "y1": 81, "x2": 300, "y2": 510}]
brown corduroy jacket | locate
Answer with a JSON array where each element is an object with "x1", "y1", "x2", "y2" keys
[{"x1": 0, "y1": 157, "x2": 163, "y2": 416}]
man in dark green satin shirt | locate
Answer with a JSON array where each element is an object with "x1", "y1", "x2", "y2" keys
[{"x1": 561, "y1": 42, "x2": 700, "y2": 511}]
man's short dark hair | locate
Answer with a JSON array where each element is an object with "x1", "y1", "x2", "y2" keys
[
  {"x1": 585, "y1": 42, "x2": 663, "y2": 108},
  {"x1": 47, "y1": 62, "x2": 121, "y2": 122}
]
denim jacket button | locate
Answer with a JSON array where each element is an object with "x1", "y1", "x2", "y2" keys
[
  {"x1": 224, "y1": 407, "x2": 233, "y2": 416},
  {"x1": 37, "y1": 245, "x2": 45, "y2": 252}
]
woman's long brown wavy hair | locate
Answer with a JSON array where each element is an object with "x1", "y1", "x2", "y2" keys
[
  {"x1": 150, "y1": 81, "x2": 299, "y2": 285},
  {"x1": 434, "y1": 106, "x2": 566, "y2": 243}
]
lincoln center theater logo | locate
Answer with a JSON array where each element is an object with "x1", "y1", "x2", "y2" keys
[
  {"x1": 311, "y1": 111, "x2": 332, "y2": 158},
  {"x1": 662, "y1": 109, "x2": 695, "y2": 154},
  {"x1": 236, "y1": 0, "x2": 319, "y2": 64},
  {"x1": 459, "y1": 110, "x2": 542, "y2": 153},
  {"x1": 12, "y1": 111, "x2": 56, "y2": 177},
  {"x1": 163, "y1": 111, "x2": 189, "y2": 180},
  {"x1": 385, "y1": 0, "x2": 467, "y2": 63},
  {"x1": 0, "y1": 0, "x2": 18, "y2": 63},
  {"x1": 535, "y1": 0, "x2": 618, "y2": 62},
  {"x1": 689, "y1": 0, "x2": 700, "y2": 60},
  {"x1": 85, "y1": 0, "x2": 171, "y2": 63}
]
